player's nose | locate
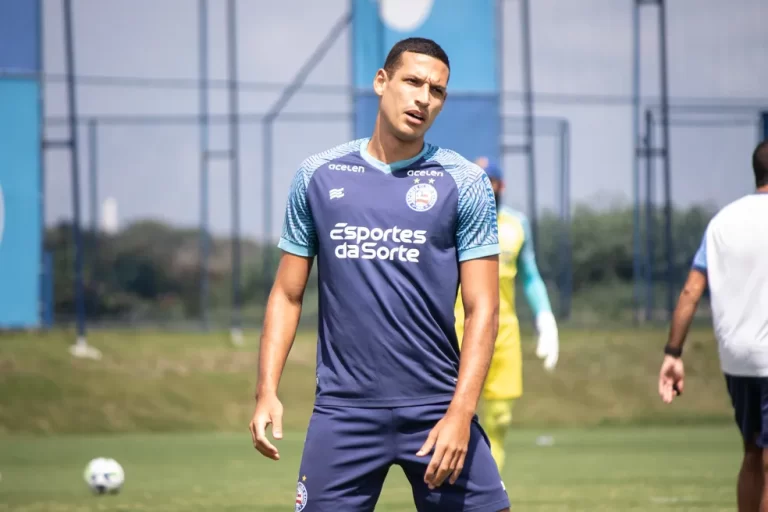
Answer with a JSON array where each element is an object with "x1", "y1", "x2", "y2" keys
[{"x1": 414, "y1": 85, "x2": 430, "y2": 107}]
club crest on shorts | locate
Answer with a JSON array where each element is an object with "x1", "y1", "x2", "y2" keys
[
  {"x1": 295, "y1": 480, "x2": 308, "y2": 511},
  {"x1": 406, "y1": 183, "x2": 438, "y2": 212}
]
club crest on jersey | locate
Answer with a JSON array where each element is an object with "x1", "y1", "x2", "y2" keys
[
  {"x1": 295, "y1": 481, "x2": 308, "y2": 511},
  {"x1": 406, "y1": 183, "x2": 438, "y2": 212}
]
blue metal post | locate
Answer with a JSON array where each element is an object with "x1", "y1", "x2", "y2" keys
[
  {"x1": 63, "y1": 0, "x2": 87, "y2": 343},
  {"x1": 198, "y1": 0, "x2": 210, "y2": 330},
  {"x1": 761, "y1": 111, "x2": 768, "y2": 141},
  {"x1": 262, "y1": 121, "x2": 273, "y2": 304},
  {"x1": 227, "y1": 0, "x2": 242, "y2": 334},
  {"x1": 261, "y1": 10, "x2": 353, "y2": 297},
  {"x1": 86, "y1": 119, "x2": 98, "y2": 315},
  {"x1": 375, "y1": 0, "x2": 385, "y2": 67},
  {"x1": 520, "y1": 0, "x2": 538, "y2": 254},
  {"x1": 559, "y1": 120, "x2": 572, "y2": 320},
  {"x1": 658, "y1": 0, "x2": 674, "y2": 321},
  {"x1": 631, "y1": 0, "x2": 642, "y2": 325},
  {"x1": 496, "y1": 0, "x2": 504, "y2": 168},
  {"x1": 88, "y1": 120, "x2": 98, "y2": 234},
  {"x1": 350, "y1": 0, "x2": 356, "y2": 140},
  {"x1": 644, "y1": 108, "x2": 655, "y2": 322},
  {"x1": 42, "y1": 251, "x2": 54, "y2": 328},
  {"x1": 38, "y1": 0, "x2": 46, "y2": 329}
]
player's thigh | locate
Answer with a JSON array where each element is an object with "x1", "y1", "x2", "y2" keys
[
  {"x1": 483, "y1": 325, "x2": 522, "y2": 401},
  {"x1": 393, "y1": 403, "x2": 510, "y2": 512},
  {"x1": 295, "y1": 405, "x2": 393, "y2": 511}
]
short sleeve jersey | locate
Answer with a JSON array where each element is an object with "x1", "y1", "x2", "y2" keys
[
  {"x1": 279, "y1": 138, "x2": 500, "y2": 407},
  {"x1": 689, "y1": 192, "x2": 768, "y2": 377}
]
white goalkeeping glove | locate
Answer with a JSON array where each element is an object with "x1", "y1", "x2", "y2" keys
[{"x1": 535, "y1": 311, "x2": 559, "y2": 372}]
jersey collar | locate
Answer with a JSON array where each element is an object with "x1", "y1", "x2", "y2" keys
[{"x1": 359, "y1": 138, "x2": 430, "y2": 174}]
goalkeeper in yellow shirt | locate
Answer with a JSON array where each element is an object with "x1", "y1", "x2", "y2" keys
[{"x1": 455, "y1": 157, "x2": 560, "y2": 473}]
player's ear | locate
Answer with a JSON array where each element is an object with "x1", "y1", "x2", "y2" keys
[{"x1": 373, "y1": 69, "x2": 388, "y2": 97}]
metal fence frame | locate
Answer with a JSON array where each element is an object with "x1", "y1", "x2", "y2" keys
[
  {"x1": 637, "y1": 106, "x2": 767, "y2": 322},
  {"x1": 4, "y1": 0, "x2": 765, "y2": 336},
  {"x1": 502, "y1": 115, "x2": 572, "y2": 319}
]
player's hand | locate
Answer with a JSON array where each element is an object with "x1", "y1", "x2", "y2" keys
[
  {"x1": 416, "y1": 409, "x2": 471, "y2": 489},
  {"x1": 535, "y1": 311, "x2": 559, "y2": 372},
  {"x1": 249, "y1": 393, "x2": 284, "y2": 461},
  {"x1": 658, "y1": 355, "x2": 684, "y2": 404}
]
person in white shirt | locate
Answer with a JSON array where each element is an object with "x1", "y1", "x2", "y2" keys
[{"x1": 658, "y1": 138, "x2": 768, "y2": 512}]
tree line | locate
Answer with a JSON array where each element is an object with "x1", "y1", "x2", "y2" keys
[{"x1": 44, "y1": 202, "x2": 715, "y2": 323}]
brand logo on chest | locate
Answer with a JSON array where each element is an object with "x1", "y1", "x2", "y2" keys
[{"x1": 328, "y1": 163, "x2": 365, "y2": 173}]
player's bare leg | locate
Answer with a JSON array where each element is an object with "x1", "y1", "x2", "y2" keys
[
  {"x1": 758, "y1": 442, "x2": 768, "y2": 512},
  {"x1": 737, "y1": 438, "x2": 762, "y2": 511}
]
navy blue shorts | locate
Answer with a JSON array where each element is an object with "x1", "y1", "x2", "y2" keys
[
  {"x1": 725, "y1": 374, "x2": 768, "y2": 447},
  {"x1": 293, "y1": 403, "x2": 510, "y2": 512}
]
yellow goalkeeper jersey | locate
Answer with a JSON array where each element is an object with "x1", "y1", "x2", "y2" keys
[{"x1": 454, "y1": 206, "x2": 550, "y2": 327}]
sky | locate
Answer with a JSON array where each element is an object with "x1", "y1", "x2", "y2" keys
[{"x1": 39, "y1": 0, "x2": 768, "y2": 240}]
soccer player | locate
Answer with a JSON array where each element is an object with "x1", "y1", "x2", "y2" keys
[
  {"x1": 249, "y1": 37, "x2": 511, "y2": 512},
  {"x1": 658, "y1": 139, "x2": 768, "y2": 512},
  {"x1": 454, "y1": 158, "x2": 559, "y2": 473}
]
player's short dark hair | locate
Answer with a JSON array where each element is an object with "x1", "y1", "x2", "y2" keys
[
  {"x1": 382, "y1": 37, "x2": 450, "y2": 77},
  {"x1": 754, "y1": 139, "x2": 768, "y2": 187}
]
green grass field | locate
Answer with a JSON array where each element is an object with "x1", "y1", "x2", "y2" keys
[
  {"x1": 0, "y1": 326, "x2": 744, "y2": 510},
  {"x1": 0, "y1": 426, "x2": 741, "y2": 511}
]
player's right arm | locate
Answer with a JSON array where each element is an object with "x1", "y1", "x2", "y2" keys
[
  {"x1": 658, "y1": 229, "x2": 708, "y2": 403},
  {"x1": 250, "y1": 166, "x2": 317, "y2": 461}
]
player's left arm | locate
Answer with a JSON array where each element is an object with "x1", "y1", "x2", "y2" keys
[
  {"x1": 419, "y1": 168, "x2": 500, "y2": 489},
  {"x1": 659, "y1": 231, "x2": 708, "y2": 403},
  {"x1": 517, "y1": 215, "x2": 559, "y2": 371}
]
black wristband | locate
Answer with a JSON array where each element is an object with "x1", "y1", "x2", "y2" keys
[{"x1": 664, "y1": 344, "x2": 683, "y2": 358}]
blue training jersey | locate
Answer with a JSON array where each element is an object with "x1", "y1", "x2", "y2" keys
[{"x1": 278, "y1": 138, "x2": 500, "y2": 407}]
